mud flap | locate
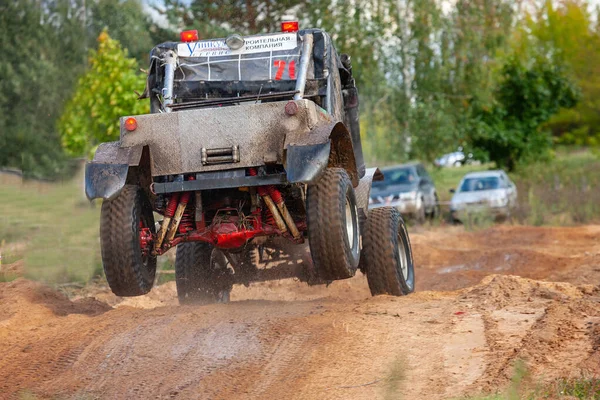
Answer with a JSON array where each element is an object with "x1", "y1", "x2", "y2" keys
[
  {"x1": 285, "y1": 142, "x2": 331, "y2": 184},
  {"x1": 85, "y1": 162, "x2": 129, "y2": 201}
]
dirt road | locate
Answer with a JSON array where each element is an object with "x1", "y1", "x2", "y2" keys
[{"x1": 1, "y1": 225, "x2": 599, "y2": 399}]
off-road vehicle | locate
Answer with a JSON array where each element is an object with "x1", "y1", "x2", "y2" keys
[{"x1": 85, "y1": 24, "x2": 415, "y2": 304}]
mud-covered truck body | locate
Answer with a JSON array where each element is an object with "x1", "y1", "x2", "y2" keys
[{"x1": 86, "y1": 26, "x2": 415, "y2": 303}]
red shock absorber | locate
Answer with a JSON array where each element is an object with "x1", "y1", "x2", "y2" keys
[
  {"x1": 165, "y1": 193, "x2": 180, "y2": 218},
  {"x1": 248, "y1": 168, "x2": 269, "y2": 197},
  {"x1": 177, "y1": 176, "x2": 196, "y2": 234},
  {"x1": 267, "y1": 186, "x2": 283, "y2": 205},
  {"x1": 249, "y1": 168, "x2": 286, "y2": 232}
]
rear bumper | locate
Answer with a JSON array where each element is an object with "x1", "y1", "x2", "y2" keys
[{"x1": 152, "y1": 169, "x2": 288, "y2": 194}]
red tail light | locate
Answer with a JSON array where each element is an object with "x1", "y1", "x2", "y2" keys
[
  {"x1": 124, "y1": 117, "x2": 137, "y2": 132},
  {"x1": 281, "y1": 21, "x2": 299, "y2": 33},
  {"x1": 180, "y1": 30, "x2": 198, "y2": 42}
]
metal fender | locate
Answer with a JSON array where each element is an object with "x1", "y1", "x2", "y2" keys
[
  {"x1": 284, "y1": 142, "x2": 331, "y2": 184},
  {"x1": 85, "y1": 163, "x2": 129, "y2": 201},
  {"x1": 284, "y1": 121, "x2": 360, "y2": 186},
  {"x1": 84, "y1": 142, "x2": 145, "y2": 201}
]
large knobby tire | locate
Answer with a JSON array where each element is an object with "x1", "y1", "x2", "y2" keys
[
  {"x1": 307, "y1": 168, "x2": 360, "y2": 281},
  {"x1": 228, "y1": 246, "x2": 259, "y2": 286},
  {"x1": 100, "y1": 185, "x2": 156, "y2": 296},
  {"x1": 363, "y1": 207, "x2": 415, "y2": 296},
  {"x1": 175, "y1": 243, "x2": 234, "y2": 305}
]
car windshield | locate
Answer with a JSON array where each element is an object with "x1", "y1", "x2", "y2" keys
[
  {"x1": 459, "y1": 176, "x2": 500, "y2": 192},
  {"x1": 374, "y1": 167, "x2": 416, "y2": 187}
]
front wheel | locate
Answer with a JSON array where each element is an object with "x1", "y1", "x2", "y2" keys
[
  {"x1": 100, "y1": 185, "x2": 157, "y2": 296},
  {"x1": 362, "y1": 207, "x2": 415, "y2": 296},
  {"x1": 307, "y1": 168, "x2": 360, "y2": 281}
]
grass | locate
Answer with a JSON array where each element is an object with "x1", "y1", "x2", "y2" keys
[
  {"x1": 460, "y1": 361, "x2": 600, "y2": 399},
  {"x1": 511, "y1": 150, "x2": 600, "y2": 226},
  {"x1": 0, "y1": 171, "x2": 176, "y2": 286},
  {"x1": 0, "y1": 172, "x2": 102, "y2": 284}
]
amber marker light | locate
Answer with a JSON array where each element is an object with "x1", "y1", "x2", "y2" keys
[
  {"x1": 180, "y1": 30, "x2": 199, "y2": 42},
  {"x1": 281, "y1": 21, "x2": 299, "y2": 33},
  {"x1": 124, "y1": 117, "x2": 137, "y2": 132}
]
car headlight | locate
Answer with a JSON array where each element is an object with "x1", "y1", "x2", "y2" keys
[
  {"x1": 489, "y1": 195, "x2": 508, "y2": 208},
  {"x1": 399, "y1": 191, "x2": 417, "y2": 200}
]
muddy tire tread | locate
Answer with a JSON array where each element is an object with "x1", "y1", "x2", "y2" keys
[
  {"x1": 175, "y1": 243, "x2": 233, "y2": 305},
  {"x1": 307, "y1": 168, "x2": 359, "y2": 281},
  {"x1": 100, "y1": 185, "x2": 156, "y2": 296},
  {"x1": 363, "y1": 207, "x2": 414, "y2": 296}
]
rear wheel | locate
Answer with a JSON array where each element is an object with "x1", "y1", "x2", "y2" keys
[
  {"x1": 175, "y1": 243, "x2": 233, "y2": 305},
  {"x1": 100, "y1": 185, "x2": 156, "y2": 296},
  {"x1": 362, "y1": 207, "x2": 415, "y2": 296},
  {"x1": 307, "y1": 168, "x2": 360, "y2": 281}
]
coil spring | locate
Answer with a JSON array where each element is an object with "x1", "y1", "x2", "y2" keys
[
  {"x1": 179, "y1": 206, "x2": 194, "y2": 233},
  {"x1": 165, "y1": 193, "x2": 180, "y2": 217},
  {"x1": 264, "y1": 208, "x2": 276, "y2": 227}
]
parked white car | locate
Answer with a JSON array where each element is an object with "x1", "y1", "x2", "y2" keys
[
  {"x1": 450, "y1": 170, "x2": 517, "y2": 221},
  {"x1": 435, "y1": 150, "x2": 480, "y2": 168},
  {"x1": 435, "y1": 151, "x2": 466, "y2": 168}
]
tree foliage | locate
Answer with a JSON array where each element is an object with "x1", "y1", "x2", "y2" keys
[
  {"x1": 59, "y1": 31, "x2": 148, "y2": 156},
  {"x1": 469, "y1": 57, "x2": 579, "y2": 170},
  {"x1": 525, "y1": 0, "x2": 600, "y2": 147},
  {"x1": 0, "y1": 0, "x2": 87, "y2": 179},
  {"x1": 87, "y1": 0, "x2": 156, "y2": 63},
  {"x1": 0, "y1": 0, "x2": 165, "y2": 178}
]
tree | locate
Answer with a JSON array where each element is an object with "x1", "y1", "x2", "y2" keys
[
  {"x1": 524, "y1": 0, "x2": 600, "y2": 146},
  {"x1": 59, "y1": 31, "x2": 149, "y2": 156},
  {"x1": 0, "y1": 0, "x2": 87, "y2": 179},
  {"x1": 87, "y1": 0, "x2": 156, "y2": 63},
  {"x1": 468, "y1": 57, "x2": 579, "y2": 170}
]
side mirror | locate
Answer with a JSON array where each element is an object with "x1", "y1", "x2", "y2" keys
[{"x1": 449, "y1": 188, "x2": 456, "y2": 193}]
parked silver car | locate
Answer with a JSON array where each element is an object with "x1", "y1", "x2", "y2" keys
[
  {"x1": 450, "y1": 170, "x2": 517, "y2": 221},
  {"x1": 369, "y1": 163, "x2": 439, "y2": 222}
]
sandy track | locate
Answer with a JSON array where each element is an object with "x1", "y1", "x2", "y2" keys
[{"x1": 1, "y1": 225, "x2": 599, "y2": 399}]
